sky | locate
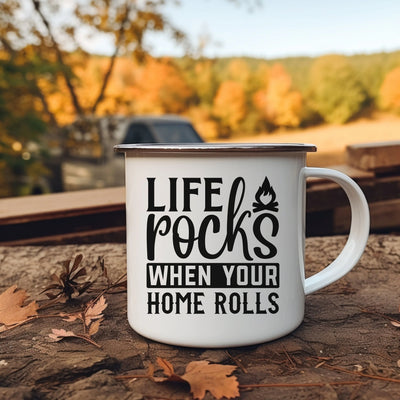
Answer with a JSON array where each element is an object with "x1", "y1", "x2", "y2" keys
[{"x1": 135, "y1": 0, "x2": 400, "y2": 59}]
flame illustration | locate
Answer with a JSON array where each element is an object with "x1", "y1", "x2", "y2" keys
[{"x1": 252, "y1": 177, "x2": 279, "y2": 213}]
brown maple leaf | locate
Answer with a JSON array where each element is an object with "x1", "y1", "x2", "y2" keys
[
  {"x1": 154, "y1": 357, "x2": 239, "y2": 400},
  {"x1": 0, "y1": 285, "x2": 38, "y2": 326},
  {"x1": 182, "y1": 360, "x2": 239, "y2": 400}
]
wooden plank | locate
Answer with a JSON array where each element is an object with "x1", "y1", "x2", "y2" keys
[
  {"x1": 332, "y1": 198, "x2": 400, "y2": 235},
  {"x1": 346, "y1": 141, "x2": 400, "y2": 173},
  {"x1": 0, "y1": 209, "x2": 126, "y2": 245},
  {"x1": 0, "y1": 169, "x2": 399, "y2": 243},
  {"x1": 306, "y1": 174, "x2": 400, "y2": 212},
  {"x1": 0, "y1": 226, "x2": 126, "y2": 246},
  {"x1": 0, "y1": 186, "x2": 125, "y2": 225},
  {"x1": 306, "y1": 165, "x2": 374, "y2": 187}
]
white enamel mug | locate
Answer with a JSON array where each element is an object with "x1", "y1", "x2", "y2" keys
[{"x1": 114, "y1": 143, "x2": 369, "y2": 348}]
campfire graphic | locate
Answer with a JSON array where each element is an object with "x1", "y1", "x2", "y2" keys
[{"x1": 252, "y1": 177, "x2": 279, "y2": 213}]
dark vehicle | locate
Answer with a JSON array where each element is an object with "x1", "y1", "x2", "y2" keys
[
  {"x1": 61, "y1": 115, "x2": 203, "y2": 191},
  {"x1": 121, "y1": 116, "x2": 203, "y2": 145}
]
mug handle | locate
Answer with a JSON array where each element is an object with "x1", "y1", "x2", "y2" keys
[{"x1": 302, "y1": 167, "x2": 370, "y2": 295}]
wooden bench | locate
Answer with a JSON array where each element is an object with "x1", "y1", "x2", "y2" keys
[
  {"x1": 0, "y1": 142, "x2": 399, "y2": 244},
  {"x1": 0, "y1": 187, "x2": 126, "y2": 245},
  {"x1": 306, "y1": 141, "x2": 400, "y2": 235}
]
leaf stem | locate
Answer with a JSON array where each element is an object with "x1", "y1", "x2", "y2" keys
[{"x1": 74, "y1": 334, "x2": 101, "y2": 348}]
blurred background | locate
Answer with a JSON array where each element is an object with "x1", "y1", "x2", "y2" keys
[{"x1": 1, "y1": 0, "x2": 400, "y2": 197}]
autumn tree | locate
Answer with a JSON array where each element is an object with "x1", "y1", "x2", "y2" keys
[
  {"x1": 172, "y1": 57, "x2": 220, "y2": 139},
  {"x1": 213, "y1": 80, "x2": 246, "y2": 137},
  {"x1": 0, "y1": 0, "x2": 188, "y2": 125},
  {"x1": 0, "y1": 0, "x2": 262, "y2": 197},
  {"x1": 227, "y1": 59, "x2": 252, "y2": 92},
  {"x1": 132, "y1": 57, "x2": 194, "y2": 115},
  {"x1": 253, "y1": 64, "x2": 303, "y2": 129},
  {"x1": 1, "y1": 0, "x2": 260, "y2": 124},
  {"x1": 308, "y1": 55, "x2": 368, "y2": 124},
  {"x1": 38, "y1": 56, "x2": 139, "y2": 123},
  {"x1": 379, "y1": 66, "x2": 400, "y2": 113}
]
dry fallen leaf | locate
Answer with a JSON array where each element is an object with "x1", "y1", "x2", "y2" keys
[
  {"x1": 87, "y1": 318, "x2": 103, "y2": 336},
  {"x1": 87, "y1": 256, "x2": 127, "y2": 293},
  {"x1": 48, "y1": 327, "x2": 101, "y2": 348},
  {"x1": 42, "y1": 254, "x2": 91, "y2": 302},
  {"x1": 48, "y1": 296, "x2": 107, "y2": 348},
  {"x1": 0, "y1": 285, "x2": 38, "y2": 326},
  {"x1": 157, "y1": 357, "x2": 177, "y2": 377},
  {"x1": 152, "y1": 357, "x2": 184, "y2": 383},
  {"x1": 154, "y1": 357, "x2": 239, "y2": 400},
  {"x1": 42, "y1": 254, "x2": 126, "y2": 306},
  {"x1": 60, "y1": 295, "x2": 107, "y2": 326},
  {"x1": 84, "y1": 295, "x2": 107, "y2": 326},
  {"x1": 48, "y1": 328, "x2": 77, "y2": 341},
  {"x1": 182, "y1": 360, "x2": 239, "y2": 400}
]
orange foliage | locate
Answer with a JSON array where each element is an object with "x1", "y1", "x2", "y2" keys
[
  {"x1": 187, "y1": 105, "x2": 219, "y2": 140},
  {"x1": 38, "y1": 54, "x2": 302, "y2": 133},
  {"x1": 193, "y1": 60, "x2": 217, "y2": 105},
  {"x1": 379, "y1": 67, "x2": 400, "y2": 112},
  {"x1": 132, "y1": 57, "x2": 193, "y2": 115},
  {"x1": 253, "y1": 64, "x2": 302, "y2": 128},
  {"x1": 37, "y1": 56, "x2": 110, "y2": 124},
  {"x1": 213, "y1": 80, "x2": 246, "y2": 134},
  {"x1": 37, "y1": 75, "x2": 76, "y2": 125},
  {"x1": 227, "y1": 59, "x2": 251, "y2": 88},
  {"x1": 96, "y1": 58, "x2": 139, "y2": 116}
]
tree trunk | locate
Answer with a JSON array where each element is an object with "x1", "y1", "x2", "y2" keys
[
  {"x1": 91, "y1": 2, "x2": 131, "y2": 114},
  {"x1": 32, "y1": 0, "x2": 84, "y2": 116}
]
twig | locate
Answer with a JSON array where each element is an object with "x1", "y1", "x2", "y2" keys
[
  {"x1": 111, "y1": 273, "x2": 127, "y2": 287},
  {"x1": 322, "y1": 364, "x2": 400, "y2": 383},
  {"x1": 90, "y1": 273, "x2": 127, "y2": 305},
  {"x1": 225, "y1": 351, "x2": 248, "y2": 373},
  {"x1": 116, "y1": 374, "x2": 153, "y2": 381},
  {"x1": 0, "y1": 318, "x2": 36, "y2": 333},
  {"x1": 38, "y1": 296, "x2": 66, "y2": 310},
  {"x1": 282, "y1": 345, "x2": 296, "y2": 368},
  {"x1": 0, "y1": 313, "x2": 66, "y2": 333},
  {"x1": 308, "y1": 356, "x2": 332, "y2": 361},
  {"x1": 359, "y1": 307, "x2": 400, "y2": 325},
  {"x1": 239, "y1": 381, "x2": 363, "y2": 389}
]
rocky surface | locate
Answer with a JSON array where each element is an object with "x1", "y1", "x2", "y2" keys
[{"x1": 1, "y1": 235, "x2": 400, "y2": 399}]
